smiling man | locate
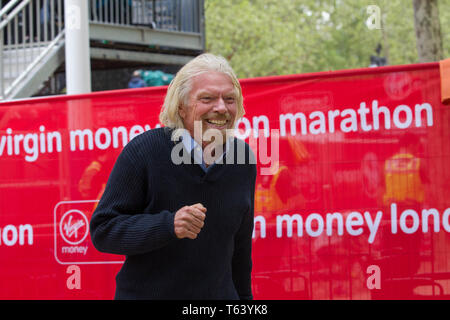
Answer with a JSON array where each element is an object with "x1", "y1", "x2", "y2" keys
[
  {"x1": 90, "y1": 53, "x2": 257, "y2": 300},
  {"x1": 174, "y1": 70, "x2": 238, "y2": 168},
  {"x1": 180, "y1": 71, "x2": 237, "y2": 141}
]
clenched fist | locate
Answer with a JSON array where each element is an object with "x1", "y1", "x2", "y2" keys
[{"x1": 174, "y1": 203, "x2": 207, "y2": 239}]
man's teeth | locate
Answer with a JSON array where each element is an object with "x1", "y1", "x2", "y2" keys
[{"x1": 206, "y1": 119, "x2": 227, "y2": 125}]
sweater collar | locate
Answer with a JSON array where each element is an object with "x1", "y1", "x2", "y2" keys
[{"x1": 179, "y1": 129, "x2": 231, "y2": 172}]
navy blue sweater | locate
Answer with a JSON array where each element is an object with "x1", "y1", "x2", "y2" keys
[{"x1": 90, "y1": 127, "x2": 256, "y2": 300}]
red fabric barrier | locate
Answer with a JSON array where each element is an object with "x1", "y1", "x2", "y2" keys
[{"x1": 1, "y1": 62, "x2": 449, "y2": 299}]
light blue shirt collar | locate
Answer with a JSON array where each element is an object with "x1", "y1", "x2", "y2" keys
[{"x1": 180, "y1": 129, "x2": 230, "y2": 172}]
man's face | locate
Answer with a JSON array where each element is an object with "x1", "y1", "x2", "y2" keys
[{"x1": 179, "y1": 71, "x2": 238, "y2": 148}]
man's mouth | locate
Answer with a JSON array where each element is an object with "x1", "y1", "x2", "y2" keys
[{"x1": 205, "y1": 119, "x2": 228, "y2": 126}]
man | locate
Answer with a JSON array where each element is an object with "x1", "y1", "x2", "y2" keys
[
  {"x1": 90, "y1": 53, "x2": 257, "y2": 300},
  {"x1": 127, "y1": 70, "x2": 146, "y2": 89}
]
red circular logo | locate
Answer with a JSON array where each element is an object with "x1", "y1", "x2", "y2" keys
[{"x1": 59, "y1": 209, "x2": 89, "y2": 245}]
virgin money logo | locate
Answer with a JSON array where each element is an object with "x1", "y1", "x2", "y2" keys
[
  {"x1": 59, "y1": 209, "x2": 89, "y2": 245},
  {"x1": 54, "y1": 200, "x2": 124, "y2": 265},
  {"x1": 384, "y1": 72, "x2": 412, "y2": 100}
]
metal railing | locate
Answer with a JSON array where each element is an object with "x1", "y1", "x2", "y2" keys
[
  {"x1": 89, "y1": 0, "x2": 201, "y2": 33},
  {"x1": 0, "y1": 0, "x2": 203, "y2": 99},
  {"x1": 0, "y1": 0, "x2": 65, "y2": 99}
]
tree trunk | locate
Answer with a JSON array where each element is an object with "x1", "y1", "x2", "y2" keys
[
  {"x1": 381, "y1": 12, "x2": 390, "y2": 65},
  {"x1": 412, "y1": 0, "x2": 443, "y2": 62}
]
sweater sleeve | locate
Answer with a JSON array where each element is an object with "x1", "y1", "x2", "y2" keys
[
  {"x1": 232, "y1": 164, "x2": 257, "y2": 300},
  {"x1": 89, "y1": 146, "x2": 177, "y2": 256}
]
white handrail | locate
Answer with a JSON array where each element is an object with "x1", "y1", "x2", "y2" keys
[
  {"x1": 0, "y1": 0, "x2": 32, "y2": 30},
  {"x1": 0, "y1": 0, "x2": 23, "y2": 19},
  {"x1": 0, "y1": 0, "x2": 63, "y2": 100},
  {"x1": 5, "y1": 29, "x2": 65, "y2": 98}
]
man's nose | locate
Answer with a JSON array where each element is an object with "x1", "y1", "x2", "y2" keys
[{"x1": 213, "y1": 97, "x2": 227, "y2": 113}]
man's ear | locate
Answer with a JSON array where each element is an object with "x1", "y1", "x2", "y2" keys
[{"x1": 178, "y1": 105, "x2": 186, "y2": 119}]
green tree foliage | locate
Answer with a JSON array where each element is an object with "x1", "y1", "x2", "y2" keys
[{"x1": 205, "y1": 0, "x2": 450, "y2": 78}]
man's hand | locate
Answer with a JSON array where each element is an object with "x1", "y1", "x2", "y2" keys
[{"x1": 174, "y1": 203, "x2": 207, "y2": 239}]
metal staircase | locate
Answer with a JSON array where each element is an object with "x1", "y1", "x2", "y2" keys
[
  {"x1": 0, "y1": 0, "x2": 204, "y2": 101},
  {"x1": 0, "y1": 0, "x2": 65, "y2": 100}
]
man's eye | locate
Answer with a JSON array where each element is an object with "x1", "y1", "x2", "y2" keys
[
  {"x1": 200, "y1": 97, "x2": 212, "y2": 102},
  {"x1": 225, "y1": 97, "x2": 235, "y2": 103}
]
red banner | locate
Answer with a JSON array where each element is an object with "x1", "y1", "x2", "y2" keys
[{"x1": 1, "y1": 62, "x2": 449, "y2": 299}]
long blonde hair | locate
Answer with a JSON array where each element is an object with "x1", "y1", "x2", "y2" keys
[{"x1": 159, "y1": 53, "x2": 245, "y2": 140}]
